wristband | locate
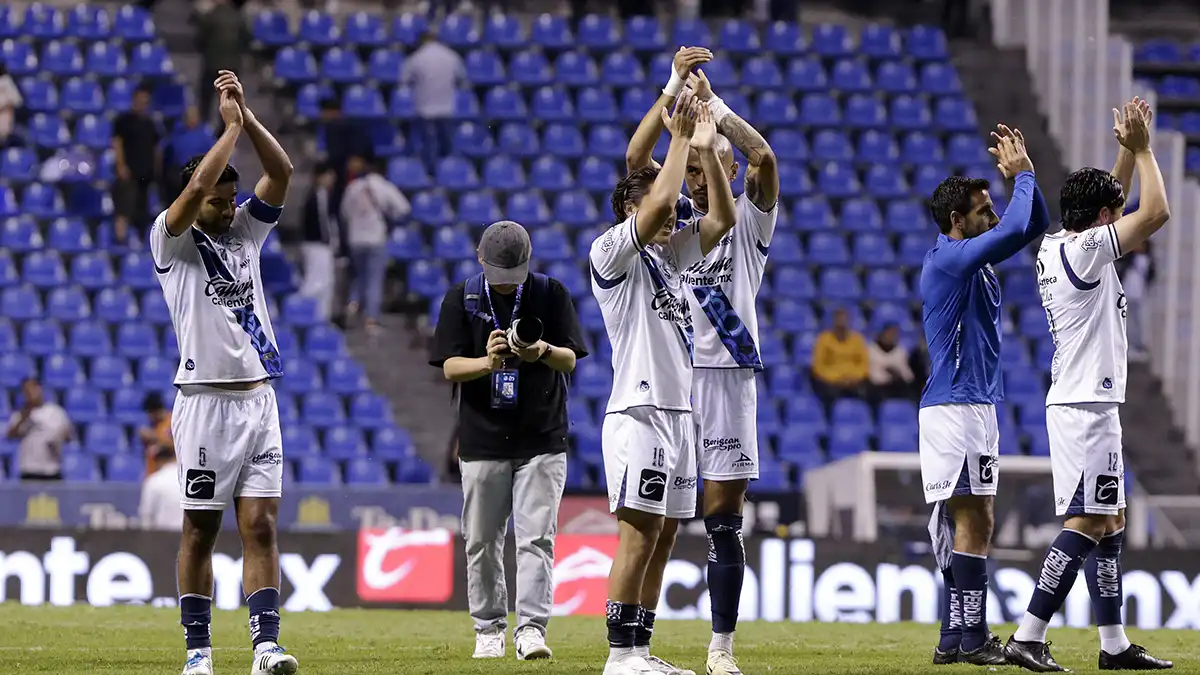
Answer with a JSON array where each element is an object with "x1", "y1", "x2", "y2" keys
[
  {"x1": 707, "y1": 96, "x2": 733, "y2": 124},
  {"x1": 663, "y1": 69, "x2": 684, "y2": 97}
]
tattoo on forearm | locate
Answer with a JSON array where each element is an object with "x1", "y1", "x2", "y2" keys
[{"x1": 718, "y1": 114, "x2": 770, "y2": 166}]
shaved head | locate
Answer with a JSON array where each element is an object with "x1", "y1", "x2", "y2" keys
[{"x1": 684, "y1": 133, "x2": 739, "y2": 212}]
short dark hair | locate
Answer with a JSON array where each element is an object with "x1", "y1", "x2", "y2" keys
[
  {"x1": 611, "y1": 167, "x2": 660, "y2": 223},
  {"x1": 134, "y1": 83, "x2": 153, "y2": 97},
  {"x1": 1060, "y1": 167, "x2": 1124, "y2": 232},
  {"x1": 930, "y1": 176, "x2": 991, "y2": 234},
  {"x1": 143, "y1": 391, "x2": 164, "y2": 413},
  {"x1": 180, "y1": 155, "x2": 239, "y2": 190}
]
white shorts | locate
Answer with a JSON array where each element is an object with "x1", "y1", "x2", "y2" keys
[
  {"x1": 918, "y1": 403, "x2": 999, "y2": 504},
  {"x1": 693, "y1": 368, "x2": 759, "y2": 481},
  {"x1": 602, "y1": 407, "x2": 697, "y2": 520},
  {"x1": 1047, "y1": 403, "x2": 1125, "y2": 516},
  {"x1": 173, "y1": 384, "x2": 284, "y2": 511}
]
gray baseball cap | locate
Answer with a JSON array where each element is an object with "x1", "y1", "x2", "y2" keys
[{"x1": 478, "y1": 220, "x2": 531, "y2": 285}]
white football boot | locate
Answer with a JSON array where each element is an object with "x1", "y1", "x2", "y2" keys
[
  {"x1": 250, "y1": 644, "x2": 298, "y2": 675},
  {"x1": 706, "y1": 649, "x2": 743, "y2": 675},
  {"x1": 642, "y1": 654, "x2": 697, "y2": 675},
  {"x1": 182, "y1": 650, "x2": 213, "y2": 675},
  {"x1": 514, "y1": 627, "x2": 553, "y2": 660}
]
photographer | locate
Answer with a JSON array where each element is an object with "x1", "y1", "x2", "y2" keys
[{"x1": 428, "y1": 220, "x2": 588, "y2": 661}]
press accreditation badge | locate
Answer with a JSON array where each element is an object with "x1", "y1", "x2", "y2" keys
[{"x1": 491, "y1": 368, "x2": 519, "y2": 409}]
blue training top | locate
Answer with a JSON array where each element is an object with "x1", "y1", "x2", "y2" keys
[{"x1": 919, "y1": 171, "x2": 1050, "y2": 408}]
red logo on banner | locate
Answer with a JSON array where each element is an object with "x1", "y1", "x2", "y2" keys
[
  {"x1": 552, "y1": 534, "x2": 618, "y2": 616},
  {"x1": 356, "y1": 528, "x2": 454, "y2": 603}
]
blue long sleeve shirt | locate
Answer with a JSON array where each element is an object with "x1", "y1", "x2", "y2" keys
[{"x1": 919, "y1": 171, "x2": 1049, "y2": 407}]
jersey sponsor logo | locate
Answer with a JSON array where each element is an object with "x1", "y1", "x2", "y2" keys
[
  {"x1": 681, "y1": 256, "x2": 735, "y2": 287},
  {"x1": 600, "y1": 229, "x2": 615, "y2": 253},
  {"x1": 1094, "y1": 474, "x2": 1120, "y2": 506},
  {"x1": 356, "y1": 528, "x2": 454, "y2": 603},
  {"x1": 732, "y1": 453, "x2": 755, "y2": 469},
  {"x1": 650, "y1": 286, "x2": 691, "y2": 326},
  {"x1": 184, "y1": 469, "x2": 216, "y2": 500},
  {"x1": 978, "y1": 455, "x2": 996, "y2": 484},
  {"x1": 673, "y1": 476, "x2": 697, "y2": 490},
  {"x1": 552, "y1": 535, "x2": 620, "y2": 616},
  {"x1": 638, "y1": 469, "x2": 667, "y2": 502},
  {"x1": 251, "y1": 451, "x2": 283, "y2": 466},
  {"x1": 703, "y1": 437, "x2": 742, "y2": 452},
  {"x1": 925, "y1": 479, "x2": 953, "y2": 493}
]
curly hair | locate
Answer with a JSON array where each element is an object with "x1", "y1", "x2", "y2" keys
[
  {"x1": 611, "y1": 166, "x2": 660, "y2": 223},
  {"x1": 929, "y1": 176, "x2": 990, "y2": 234},
  {"x1": 180, "y1": 155, "x2": 239, "y2": 191},
  {"x1": 1060, "y1": 167, "x2": 1124, "y2": 232}
]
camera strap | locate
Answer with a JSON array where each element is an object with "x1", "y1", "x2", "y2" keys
[
  {"x1": 483, "y1": 280, "x2": 523, "y2": 332},
  {"x1": 463, "y1": 272, "x2": 550, "y2": 327}
]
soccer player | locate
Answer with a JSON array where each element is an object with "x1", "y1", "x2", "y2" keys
[
  {"x1": 1004, "y1": 100, "x2": 1173, "y2": 672},
  {"x1": 626, "y1": 63, "x2": 778, "y2": 675},
  {"x1": 149, "y1": 72, "x2": 297, "y2": 675},
  {"x1": 591, "y1": 94, "x2": 735, "y2": 675},
  {"x1": 920, "y1": 126, "x2": 1049, "y2": 666}
]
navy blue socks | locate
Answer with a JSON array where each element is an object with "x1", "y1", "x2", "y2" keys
[
  {"x1": 246, "y1": 587, "x2": 281, "y2": 648},
  {"x1": 1086, "y1": 529, "x2": 1124, "y2": 626},
  {"x1": 1014, "y1": 529, "x2": 1098, "y2": 643},
  {"x1": 634, "y1": 608, "x2": 655, "y2": 648},
  {"x1": 938, "y1": 567, "x2": 963, "y2": 652},
  {"x1": 706, "y1": 513, "x2": 746, "y2": 636},
  {"x1": 950, "y1": 551, "x2": 990, "y2": 651},
  {"x1": 180, "y1": 593, "x2": 213, "y2": 651},
  {"x1": 606, "y1": 600, "x2": 640, "y2": 652}
]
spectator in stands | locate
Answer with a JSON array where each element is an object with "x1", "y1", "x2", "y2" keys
[
  {"x1": 428, "y1": 220, "x2": 588, "y2": 660},
  {"x1": 7, "y1": 378, "x2": 73, "y2": 481},
  {"x1": 811, "y1": 308, "x2": 869, "y2": 405},
  {"x1": 193, "y1": 0, "x2": 250, "y2": 124},
  {"x1": 401, "y1": 29, "x2": 466, "y2": 173},
  {"x1": 910, "y1": 335, "x2": 932, "y2": 395},
  {"x1": 139, "y1": 446, "x2": 183, "y2": 531},
  {"x1": 319, "y1": 98, "x2": 373, "y2": 188},
  {"x1": 341, "y1": 155, "x2": 410, "y2": 333},
  {"x1": 113, "y1": 84, "x2": 162, "y2": 244},
  {"x1": 138, "y1": 391, "x2": 174, "y2": 478},
  {"x1": 163, "y1": 105, "x2": 216, "y2": 201},
  {"x1": 1118, "y1": 240, "x2": 1154, "y2": 361},
  {"x1": 300, "y1": 164, "x2": 341, "y2": 322},
  {"x1": 0, "y1": 64, "x2": 21, "y2": 146},
  {"x1": 867, "y1": 323, "x2": 915, "y2": 401}
]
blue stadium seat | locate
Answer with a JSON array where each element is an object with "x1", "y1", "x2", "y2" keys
[
  {"x1": 601, "y1": 52, "x2": 644, "y2": 87},
  {"x1": 345, "y1": 457, "x2": 388, "y2": 485},
  {"x1": 366, "y1": 49, "x2": 403, "y2": 85},
  {"x1": 865, "y1": 269, "x2": 910, "y2": 301},
  {"x1": 831, "y1": 59, "x2": 872, "y2": 92},
  {"x1": 2, "y1": 39, "x2": 37, "y2": 76},
  {"x1": 396, "y1": 455, "x2": 433, "y2": 484},
  {"x1": 386, "y1": 86, "x2": 415, "y2": 119},
  {"x1": 404, "y1": 194, "x2": 446, "y2": 232},
  {"x1": 935, "y1": 98, "x2": 977, "y2": 132},
  {"x1": 875, "y1": 61, "x2": 917, "y2": 94},
  {"x1": 22, "y1": 183, "x2": 64, "y2": 218},
  {"x1": 481, "y1": 13, "x2": 524, "y2": 49},
  {"x1": 63, "y1": 386, "x2": 105, "y2": 424},
  {"x1": 298, "y1": 10, "x2": 338, "y2": 46},
  {"x1": 85, "y1": 420, "x2": 129, "y2": 455},
  {"x1": 624, "y1": 16, "x2": 665, "y2": 51},
  {"x1": 552, "y1": 52, "x2": 597, "y2": 89},
  {"x1": 350, "y1": 394, "x2": 391, "y2": 429},
  {"x1": 793, "y1": 197, "x2": 835, "y2": 231},
  {"x1": 22, "y1": 319, "x2": 65, "y2": 357},
  {"x1": 772, "y1": 266, "x2": 815, "y2": 301},
  {"x1": 574, "y1": 14, "x2": 617, "y2": 50},
  {"x1": 274, "y1": 47, "x2": 318, "y2": 84},
  {"x1": 1, "y1": 284, "x2": 40, "y2": 320},
  {"x1": 85, "y1": 41, "x2": 126, "y2": 78},
  {"x1": 438, "y1": 13, "x2": 479, "y2": 49},
  {"x1": 463, "y1": 48, "x2": 504, "y2": 87},
  {"x1": 799, "y1": 93, "x2": 840, "y2": 127},
  {"x1": 906, "y1": 25, "x2": 949, "y2": 61},
  {"x1": 828, "y1": 426, "x2": 871, "y2": 459},
  {"x1": 545, "y1": 260, "x2": 587, "y2": 297},
  {"x1": 113, "y1": 5, "x2": 155, "y2": 42},
  {"x1": 63, "y1": 454, "x2": 101, "y2": 482},
  {"x1": 28, "y1": 114, "x2": 66, "y2": 149},
  {"x1": 920, "y1": 62, "x2": 961, "y2": 94},
  {"x1": 889, "y1": 95, "x2": 931, "y2": 130},
  {"x1": 912, "y1": 165, "x2": 945, "y2": 195},
  {"x1": 24, "y1": 4, "x2": 65, "y2": 40},
  {"x1": 281, "y1": 294, "x2": 321, "y2": 328},
  {"x1": 529, "y1": 156, "x2": 573, "y2": 191},
  {"x1": 46, "y1": 285, "x2": 89, "y2": 321},
  {"x1": 859, "y1": 24, "x2": 900, "y2": 58},
  {"x1": 839, "y1": 197, "x2": 883, "y2": 232},
  {"x1": 531, "y1": 86, "x2": 573, "y2": 122},
  {"x1": 815, "y1": 163, "x2": 860, "y2": 199},
  {"x1": 743, "y1": 56, "x2": 784, "y2": 89},
  {"x1": 113, "y1": 322, "x2": 157, "y2": 359},
  {"x1": 573, "y1": 359, "x2": 612, "y2": 399},
  {"x1": 818, "y1": 267, "x2": 862, "y2": 300},
  {"x1": 481, "y1": 86, "x2": 525, "y2": 121},
  {"x1": 619, "y1": 87, "x2": 657, "y2": 123},
  {"x1": 553, "y1": 191, "x2": 599, "y2": 228},
  {"x1": 853, "y1": 232, "x2": 896, "y2": 265},
  {"x1": 457, "y1": 190, "x2": 501, "y2": 224},
  {"x1": 137, "y1": 290, "x2": 169, "y2": 325},
  {"x1": 811, "y1": 23, "x2": 853, "y2": 58},
  {"x1": 297, "y1": 456, "x2": 339, "y2": 484},
  {"x1": 391, "y1": 13, "x2": 428, "y2": 46},
  {"x1": 68, "y1": 5, "x2": 112, "y2": 41},
  {"x1": 106, "y1": 453, "x2": 144, "y2": 482},
  {"x1": 321, "y1": 47, "x2": 363, "y2": 84},
  {"x1": 898, "y1": 233, "x2": 930, "y2": 267},
  {"x1": 495, "y1": 122, "x2": 538, "y2": 159},
  {"x1": 3, "y1": 216, "x2": 40, "y2": 252},
  {"x1": 765, "y1": 21, "x2": 805, "y2": 56},
  {"x1": 21, "y1": 78, "x2": 59, "y2": 114},
  {"x1": 529, "y1": 227, "x2": 572, "y2": 261},
  {"x1": 810, "y1": 129, "x2": 853, "y2": 162},
  {"x1": 25, "y1": 250, "x2": 68, "y2": 288},
  {"x1": 510, "y1": 49, "x2": 553, "y2": 87},
  {"x1": 864, "y1": 163, "x2": 908, "y2": 199},
  {"x1": 129, "y1": 42, "x2": 171, "y2": 77},
  {"x1": 754, "y1": 90, "x2": 797, "y2": 126},
  {"x1": 587, "y1": 124, "x2": 627, "y2": 160},
  {"x1": 69, "y1": 251, "x2": 114, "y2": 290},
  {"x1": 481, "y1": 155, "x2": 525, "y2": 190},
  {"x1": 138, "y1": 355, "x2": 175, "y2": 388},
  {"x1": 506, "y1": 191, "x2": 551, "y2": 228},
  {"x1": 301, "y1": 391, "x2": 345, "y2": 428},
  {"x1": 672, "y1": 17, "x2": 712, "y2": 47},
  {"x1": 41, "y1": 40, "x2": 83, "y2": 77},
  {"x1": 0, "y1": 252, "x2": 15, "y2": 287},
  {"x1": 74, "y1": 114, "x2": 112, "y2": 151},
  {"x1": 772, "y1": 298, "x2": 816, "y2": 333},
  {"x1": 406, "y1": 259, "x2": 449, "y2": 299},
  {"x1": 342, "y1": 84, "x2": 385, "y2": 119},
  {"x1": 326, "y1": 358, "x2": 370, "y2": 395},
  {"x1": 576, "y1": 87, "x2": 617, "y2": 124},
  {"x1": 118, "y1": 253, "x2": 157, "y2": 291},
  {"x1": 0, "y1": 147, "x2": 36, "y2": 183},
  {"x1": 253, "y1": 9, "x2": 293, "y2": 47},
  {"x1": 543, "y1": 123, "x2": 585, "y2": 158},
  {"x1": 521, "y1": 13, "x2": 568, "y2": 49},
  {"x1": 432, "y1": 227, "x2": 474, "y2": 260},
  {"x1": 387, "y1": 156, "x2": 430, "y2": 190},
  {"x1": 45, "y1": 354, "x2": 84, "y2": 390},
  {"x1": 344, "y1": 11, "x2": 387, "y2": 47},
  {"x1": 901, "y1": 131, "x2": 943, "y2": 164},
  {"x1": 0, "y1": 352, "x2": 33, "y2": 387},
  {"x1": 714, "y1": 19, "x2": 757, "y2": 54},
  {"x1": 105, "y1": 78, "x2": 135, "y2": 113},
  {"x1": 324, "y1": 425, "x2": 366, "y2": 460},
  {"x1": 371, "y1": 425, "x2": 413, "y2": 460}
]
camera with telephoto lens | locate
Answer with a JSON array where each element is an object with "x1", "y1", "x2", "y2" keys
[{"x1": 506, "y1": 317, "x2": 544, "y2": 350}]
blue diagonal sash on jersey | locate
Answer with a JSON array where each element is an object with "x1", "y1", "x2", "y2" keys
[
  {"x1": 191, "y1": 230, "x2": 284, "y2": 378},
  {"x1": 691, "y1": 285, "x2": 763, "y2": 371},
  {"x1": 639, "y1": 250, "x2": 694, "y2": 360}
]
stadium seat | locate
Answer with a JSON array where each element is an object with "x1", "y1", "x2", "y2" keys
[
  {"x1": 62, "y1": 386, "x2": 105, "y2": 423},
  {"x1": 63, "y1": 453, "x2": 101, "y2": 482},
  {"x1": 46, "y1": 286, "x2": 90, "y2": 321},
  {"x1": 345, "y1": 11, "x2": 387, "y2": 47},
  {"x1": 811, "y1": 23, "x2": 853, "y2": 57},
  {"x1": 297, "y1": 456, "x2": 339, "y2": 484},
  {"x1": 511, "y1": 49, "x2": 553, "y2": 87}
]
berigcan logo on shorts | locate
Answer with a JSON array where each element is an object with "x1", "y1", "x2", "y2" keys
[
  {"x1": 251, "y1": 451, "x2": 283, "y2": 466},
  {"x1": 673, "y1": 476, "x2": 697, "y2": 490},
  {"x1": 185, "y1": 469, "x2": 216, "y2": 500},
  {"x1": 703, "y1": 437, "x2": 742, "y2": 452},
  {"x1": 732, "y1": 453, "x2": 755, "y2": 469},
  {"x1": 1095, "y1": 474, "x2": 1120, "y2": 506},
  {"x1": 978, "y1": 455, "x2": 996, "y2": 484},
  {"x1": 638, "y1": 469, "x2": 666, "y2": 502}
]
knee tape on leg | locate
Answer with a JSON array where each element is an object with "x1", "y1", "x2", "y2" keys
[{"x1": 705, "y1": 514, "x2": 745, "y2": 565}]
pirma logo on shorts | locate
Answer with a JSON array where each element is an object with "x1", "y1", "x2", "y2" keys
[{"x1": 638, "y1": 469, "x2": 666, "y2": 502}]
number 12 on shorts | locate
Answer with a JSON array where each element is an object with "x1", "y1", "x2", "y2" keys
[{"x1": 1107, "y1": 452, "x2": 1119, "y2": 472}]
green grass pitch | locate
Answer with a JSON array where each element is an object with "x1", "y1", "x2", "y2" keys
[{"x1": 1, "y1": 605, "x2": 1196, "y2": 674}]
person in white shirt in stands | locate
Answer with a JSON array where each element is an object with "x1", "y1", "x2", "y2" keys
[
  {"x1": 340, "y1": 154, "x2": 411, "y2": 334},
  {"x1": 7, "y1": 377, "x2": 72, "y2": 481},
  {"x1": 1004, "y1": 97, "x2": 1173, "y2": 672},
  {"x1": 141, "y1": 446, "x2": 184, "y2": 531},
  {"x1": 867, "y1": 323, "x2": 915, "y2": 401},
  {"x1": 591, "y1": 94, "x2": 736, "y2": 675},
  {"x1": 148, "y1": 70, "x2": 296, "y2": 675}
]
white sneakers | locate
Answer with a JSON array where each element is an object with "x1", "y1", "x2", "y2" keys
[
  {"x1": 706, "y1": 650, "x2": 742, "y2": 675},
  {"x1": 250, "y1": 645, "x2": 299, "y2": 675},
  {"x1": 473, "y1": 628, "x2": 506, "y2": 658},
  {"x1": 643, "y1": 654, "x2": 697, "y2": 675},
  {"x1": 474, "y1": 626, "x2": 555, "y2": 660},
  {"x1": 604, "y1": 655, "x2": 655, "y2": 675},
  {"x1": 514, "y1": 628, "x2": 553, "y2": 660},
  {"x1": 182, "y1": 651, "x2": 213, "y2": 675}
]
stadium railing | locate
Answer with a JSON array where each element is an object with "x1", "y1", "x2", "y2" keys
[{"x1": 992, "y1": 0, "x2": 1200, "y2": 459}]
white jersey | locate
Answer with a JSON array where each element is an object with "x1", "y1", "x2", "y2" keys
[
  {"x1": 681, "y1": 193, "x2": 777, "y2": 369},
  {"x1": 1036, "y1": 223, "x2": 1127, "y2": 405},
  {"x1": 590, "y1": 197, "x2": 704, "y2": 414},
  {"x1": 149, "y1": 197, "x2": 284, "y2": 385}
]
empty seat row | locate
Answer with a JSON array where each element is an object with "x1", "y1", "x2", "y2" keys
[
  {"x1": 3, "y1": 40, "x2": 172, "y2": 78},
  {"x1": 0, "y1": 4, "x2": 155, "y2": 42}
]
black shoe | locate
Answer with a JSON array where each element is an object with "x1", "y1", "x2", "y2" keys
[
  {"x1": 959, "y1": 634, "x2": 1008, "y2": 666},
  {"x1": 1004, "y1": 636, "x2": 1068, "y2": 672},
  {"x1": 933, "y1": 646, "x2": 959, "y2": 665},
  {"x1": 1099, "y1": 644, "x2": 1173, "y2": 670}
]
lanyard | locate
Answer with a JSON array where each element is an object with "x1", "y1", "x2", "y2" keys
[{"x1": 483, "y1": 282, "x2": 523, "y2": 332}]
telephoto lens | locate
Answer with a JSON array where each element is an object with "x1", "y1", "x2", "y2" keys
[{"x1": 507, "y1": 317, "x2": 544, "y2": 350}]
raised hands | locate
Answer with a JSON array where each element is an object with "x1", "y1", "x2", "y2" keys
[
  {"x1": 690, "y1": 101, "x2": 716, "y2": 151},
  {"x1": 662, "y1": 91, "x2": 699, "y2": 139},
  {"x1": 213, "y1": 70, "x2": 245, "y2": 109},
  {"x1": 1114, "y1": 96, "x2": 1152, "y2": 153},
  {"x1": 686, "y1": 69, "x2": 714, "y2": 102},
  {"x1": 673, "y1": 46, "x2": 712, "y2": 80},
  {"x1": 218, "y1": 89, "x2": 243, "y2": 127},
  {"x1": 988, "y1": 124, "x2": 1034, "y2": 179}
]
